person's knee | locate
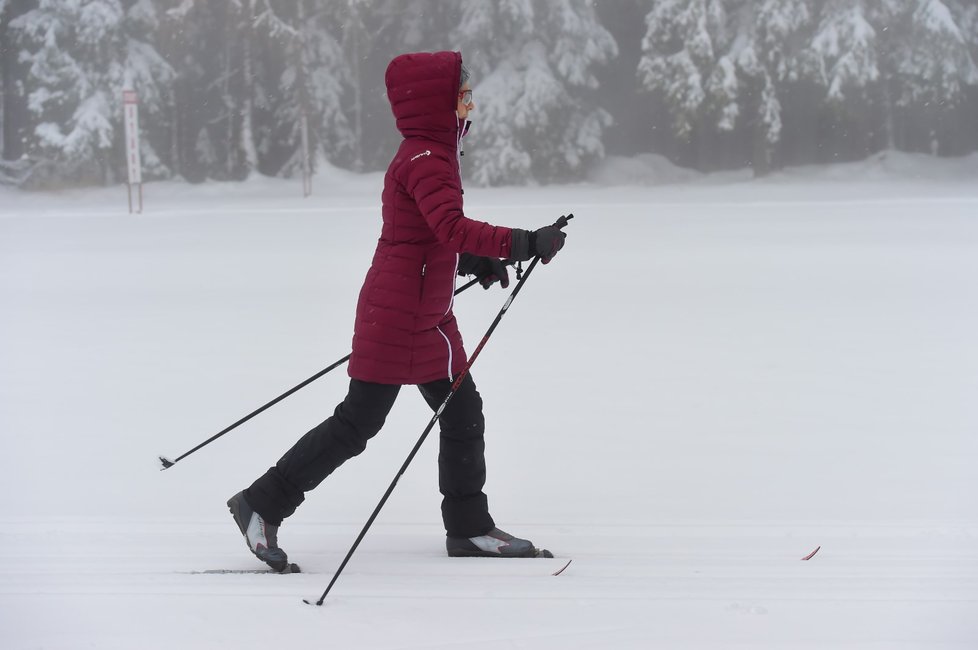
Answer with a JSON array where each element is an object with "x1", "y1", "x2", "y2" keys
[
  {"x1": 441, "y1": 414, "x2": 485, "y2": 441},
  {"x1": 333, "y1": 414, "x2": 385, "y2": 454}
]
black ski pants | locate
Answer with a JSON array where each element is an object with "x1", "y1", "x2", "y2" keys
[{"x1": 244, "y1": 373, "x2": 495, "y2": 538}]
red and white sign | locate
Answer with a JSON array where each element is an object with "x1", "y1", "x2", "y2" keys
[{"x1": 123, "y1": 90, "x2": 141, "y2": 185}]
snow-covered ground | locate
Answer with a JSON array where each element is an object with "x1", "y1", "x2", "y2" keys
[{"x1": 2, "y1": 152, "x2": 977, "y2": 649}]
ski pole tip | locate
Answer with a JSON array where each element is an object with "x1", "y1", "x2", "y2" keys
[
  {"x1": 159, "y1": 456, "x2": 175, "y2": 470},
  {"x1": 552, "y1": 559, "x2": 573, "y2": 576}
]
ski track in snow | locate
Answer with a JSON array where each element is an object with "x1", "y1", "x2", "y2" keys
[
  {"x1": 2, "y1": 521, "x2": 977, "y2": 649},
  {"x1": 3, "y1": 520, "x2": 977, "y2": 649},
  {"x1": 2, "y1": 156, "x2": 977, "y2": 649}
]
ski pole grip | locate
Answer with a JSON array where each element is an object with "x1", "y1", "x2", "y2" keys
[
  {"x1": 554, "y1": 213, "x2": 574, "y2": 229},
  {"x1": 503, "y1": 214, "x2": 573, "y2": 274}
]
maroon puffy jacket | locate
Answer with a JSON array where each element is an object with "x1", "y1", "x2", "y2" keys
[{"x1": 348, "y1": 51, "x2": 515, "y2": 385}]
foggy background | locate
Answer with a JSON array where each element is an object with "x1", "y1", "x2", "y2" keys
[{"x1": 1, "y1": 0, "x2": 976, "y2": 189}]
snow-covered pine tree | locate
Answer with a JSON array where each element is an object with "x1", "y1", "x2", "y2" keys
[
  {"x1": 637, "y1": 0, "x2": 726, "y2": 143},
  {"x1": 336, "y1": 0, "x2": 368, "y2": 171},
  {"x1": 803, "y1": 0, "x2": 881, "y2": 160},
  {"x1": 1, "y1": 0, "x2": 28, "y2": 163},
  {"x1": 235, "y1": 0, "x2": 261, "y2": 177},
  {"x1": 949, "y1": 0, "x2": 978, "y2": 61},
  {"x1": 267, "y1": 0, "x2": 355, "y2": 176},
  {"x1": 868, "y1": 0, "x2": 908, "y2": 150},
  {"x1": 754, "y1": 0, "x2": 815, "y2": 84},
  {"x1": 638, "y1": 0, "x2": 790, "y2": 174},
  {"x1": 152, "y1": 0, "x2": 193, "y2": 179},
  {"x1": 811, "y1": 0, "x2": 880, "y2": 104},
  {"x1": 871, "y1": 0, "x2": 978, "y2": 153},
  {"x1": 126, "y1": 0, "x2": 174, "y2": 177},
  {"x1": 11, "y1": 0, "x2": 173, "y2": 186},
  {"x1": 452, "y1": 0, "x2": 617, "y2": 185},
  {"x1": 731, "y1": 41, "x2": 782, "y2": 176},
  {"x1": 900, "y1": 0, "x2": 977, "y2": 105},
  {"x1": 901, "y1": 0, "x2": 977, "y2": 154},
  {"x1": 161, "y1": 0, "x2": 235, "y2": 181},
  {"x1": 947, "y1": 0, "x2": 978, "y2": 153},
  {"x1": 743, "y1": 0, "x2": 817, "y2": 174},
  {"x1": 162, "y1": 0, "x2": 260, "y2": 180}
]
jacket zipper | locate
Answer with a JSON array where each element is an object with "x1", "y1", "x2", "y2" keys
[
  {"x1": 437, "y1": 253, "x2": 459, "y2": 379},
  {"x1": 421, "y1": 257, "x2": 457, "y2": 380},
  {"x1": 436, "y1": 325, "x2": 453, "y2": 380}
]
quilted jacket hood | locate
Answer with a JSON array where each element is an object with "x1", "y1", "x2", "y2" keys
[{"x1": 385, "y1": 51, "x2": 462, "y2": 149}]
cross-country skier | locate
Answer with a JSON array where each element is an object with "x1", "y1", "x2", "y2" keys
[{"x1": 227, "y1": 51, "x2": 567, "y2": 572}]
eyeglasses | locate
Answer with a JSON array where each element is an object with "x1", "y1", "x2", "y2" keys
[{"x1": 458, "y1": 89, "x2": 473, "y2": 105}]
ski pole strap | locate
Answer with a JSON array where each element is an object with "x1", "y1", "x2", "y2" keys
[{"x1": 510, "y1": 213, "x2": 574, "y2": 281}]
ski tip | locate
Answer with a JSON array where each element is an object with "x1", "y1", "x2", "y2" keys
[
  {"x1": 159, "y1": 456, "x2": 175, "y2": 470},
  {"x1": 552, "y1": 559, "x2": 572, "y2": 576},
  {"x1": 801, "y1": 545, "x2": 821, "y2": 561}
]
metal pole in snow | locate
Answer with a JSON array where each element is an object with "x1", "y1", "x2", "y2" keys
[{"x1": 123, "y1": 90, "x2": 143, "y2": 213}]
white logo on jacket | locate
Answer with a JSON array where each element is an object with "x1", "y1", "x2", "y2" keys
[{"x1": 410, "y1": 149, "x2": 431, "y2": 162}]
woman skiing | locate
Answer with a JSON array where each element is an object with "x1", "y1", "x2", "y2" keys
[{"x1": 227, "y1": 51, "x2": 567, "y2": 571}]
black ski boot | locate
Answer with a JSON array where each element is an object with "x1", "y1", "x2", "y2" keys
[
  {"x1": 446, "y1": 527, "x2": 539, "y2": 558},
  {"x1": 227, "y1": 491, "x2": 290, "y2": 572}
]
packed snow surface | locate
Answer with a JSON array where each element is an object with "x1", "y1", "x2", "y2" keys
[{"x1": 1, "y1": 152, "x2": 977, "y2": 648}]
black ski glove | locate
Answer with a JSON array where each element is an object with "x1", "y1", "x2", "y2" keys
[
  {"x1": 457, "y1": 253, "x2": 510, "y2": 289},
  {"x1": 511, "y1": 222, "x2": 568, "y2": 264}
]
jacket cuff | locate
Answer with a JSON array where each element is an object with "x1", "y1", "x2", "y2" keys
[{"x1": 510, "y1": 228, "x2": 532, "y2": 261}]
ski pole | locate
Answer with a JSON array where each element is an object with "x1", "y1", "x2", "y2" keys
[
  {"x1": 305, "y1": 213, "x2": 573, "y2": 606},
  {"x1": 159, "y1": 274, "x2": 490, "y2": 471}
]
